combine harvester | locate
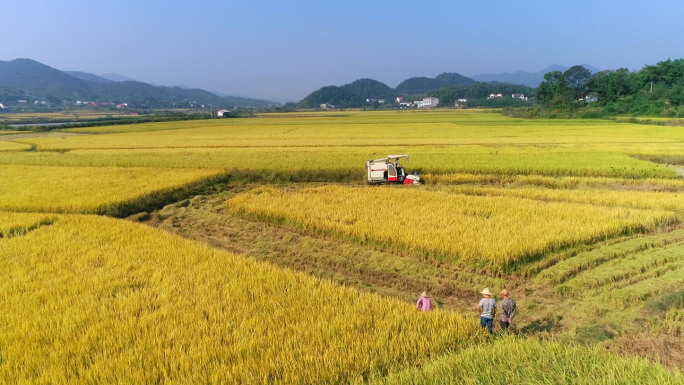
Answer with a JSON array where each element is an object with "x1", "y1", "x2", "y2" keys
[{"x1": 366, "y1": 155, "x2": 421, "y2": 185}]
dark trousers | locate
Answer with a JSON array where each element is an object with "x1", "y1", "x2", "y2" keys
[
  {"x1": 500, "y1": 320, "x2": 510, "y2": 332},
  {"x1": 480, "y1": 317, "x2": 493, "y2": 334}
]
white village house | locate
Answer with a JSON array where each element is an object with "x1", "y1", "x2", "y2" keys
[{"x1": 421, "y1": 97, "x2": 439, "y2": 108}]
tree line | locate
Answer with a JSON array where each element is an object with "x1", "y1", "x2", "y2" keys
[
  {"x1": 426, "y1": 83, "x2": 532, "y2": 108},
  {"x1": 535, "y1": 59, "x2": 683, "y2": 117}
]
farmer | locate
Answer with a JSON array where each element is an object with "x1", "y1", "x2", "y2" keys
[
  {"x1": 416, "y1": 291, "x2": 432, "y2": 312},
  {"x1": 477, "y1": 288, "x2": 496, "y2": 334},
  {"x1": 499, "y1": 289, "x2": 517, "y2": 332}
]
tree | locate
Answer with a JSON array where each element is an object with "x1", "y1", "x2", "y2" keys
[
  {"x1": 589, "y1": 68, "x2": 630, "y2": 103},
  {"x1": 535, "y1": 58, "x2": 683, "y2": 116},
  {"x1": 563, "y1": 65, "x2": 592, "y2": 101},
  {"x1": 536, "y1": 71, "x2": 565, "y2": 107}
]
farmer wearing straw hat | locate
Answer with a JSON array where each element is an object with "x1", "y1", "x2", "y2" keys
[
  {"x1": 477, "y1": 288, "x2": 496, "y2": 334},
  {"x1": 416, "y1": 291, "x2": 432, "y2": 312},
  {"x1": 499, "y1": 289, "x2": 517, "y2": 332}
]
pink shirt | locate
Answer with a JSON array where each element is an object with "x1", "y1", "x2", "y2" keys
[{"x1": 416, "y1": 296, "x2": 432, "y2": 312}]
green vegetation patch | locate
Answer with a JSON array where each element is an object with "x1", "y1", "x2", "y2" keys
[
  {"x1": 528, "y1": 229, "x2": 684, "y2": 340},
  {"x1": 374, "y1": 335, "x2": 682, "y2": 384},
  {"x1": 645, "y1": 289, "x2": 684, "y2": 314},
  {"x1": 536, "y1": 229, "x2": 684, "y2": 285}
]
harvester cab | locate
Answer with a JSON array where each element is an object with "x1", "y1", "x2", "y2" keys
[{"x1": 366, "y1": 155, "x2": 421, "y2": 185}]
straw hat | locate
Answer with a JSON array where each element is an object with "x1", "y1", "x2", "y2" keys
[
  {"x1": 500, "y1": 289, "x2": 508, "y2": 296},
  {"x1": 421, "y1": 291, "x2": 429, "y2": 297},
  {"x1": 480, "y1": 288, "x2": 493, "y2": 296}
]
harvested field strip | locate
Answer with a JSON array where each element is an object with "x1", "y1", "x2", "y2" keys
[
  {"x1": 227, "y1": 185, "x2": 676, "y2": 271},
  {"x1": 536, "y1": 229, "x2": 684, "y2": 285},
  {"x1": 557, "y1": 244, "x2": 683, "y2": 292},
  {"x1": 530, "y1": 231, "x2": 684, "y2": 340},
  {"x1": 0, "y1": 215, "x2": 482, "y2": 383},
  {"x1": 586, "y1": 268, "x2": 683, "y2": 309}
]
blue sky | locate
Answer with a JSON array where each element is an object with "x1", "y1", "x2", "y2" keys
[{"x1": 2, "y1": 1, "x2": 682, "y2": 101}]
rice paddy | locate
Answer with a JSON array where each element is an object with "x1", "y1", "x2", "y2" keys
[
  {"x1": 0, "y1": 215, "x2": 482, "y2": 383},
  {"x1": 0, "y1": 109, "x2": 682, "y2": 382},
  {"x1": 0, "y1": 165, "x2": 223, "y2": 213},
  {"x1": 0, "y1": 211, "x2": 57, "y2": 237},
  {"x1": 227, "y1": 185, "x2": 677, "y2": 270}
]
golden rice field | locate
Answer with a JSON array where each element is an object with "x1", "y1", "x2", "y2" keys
[
  {"x1": 449, "y1": 185, "x2": 684, "y2": 213},
  {"x1": 0, "y1": 110, "x2": 131, "y2": 123},
  {"x1": 3, "y1": 110, "x2": 680, "y2": 180},
  {"x1": 0, "y1": 215, "x2": 481, "y2": 383},
  {"x1": 0, "y1": 211, "x2": 57, "y2": 237},
  {"x1": 0, "y1": 145, "x2": 674, "y2": 178},
  {"x1": 227, "y1": 185, "x2": 677, "y2": 270},
  {"x1": 427, "y1": 172, "x2": 684, "y2": 191},
  {"x1": 14, "y1": 110, "x2": 684, "y2": 150},
  {"x1": 0, "y1": 165, "x2": 222, "y2": 213},
  {"x1": 0, "y1": 140, "x2": 30, "y2": 151},
  {"x1": 1, "y1": 109, "x2": 683, "y2": 382}
]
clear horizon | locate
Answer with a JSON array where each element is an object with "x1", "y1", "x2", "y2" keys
[{"x1": 2, "y1": 1, "x2": 682, "y2": 101}]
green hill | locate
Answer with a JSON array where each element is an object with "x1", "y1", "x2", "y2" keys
[
  {"x1": 299, "y1": 78, "x2": 394, "y2": 108},
  {"x1": 0, "y1": 58, "x2": 274, "y2": 109},
  {"x1": 64, "y1": 71, "x2": 115, "y2": 84},
  {"x1": 300, "y1": 72, "x2": 478, "y2": 108},
  {"x1": 395, "y1": 72, "x2": 475, "y2": 95}
]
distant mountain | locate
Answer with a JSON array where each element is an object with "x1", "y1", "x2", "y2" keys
[
  {"x1": 0, "y1": 59, "x2": 274, "y2": 108},
  {"x1": 100, "y1": 73, "x2": 138, "y2": 82},
  {"x1": 0, "y1": 59, "x2": 95, "y2": 100},
  {"x1": 472, "y1": 64, "x2": 602, "y2": 88},
  {"x1": 65, "y1": 71, "x2": 114, "y2": 84},
  {"x1": 299, "y1": 78, "x2": 394, "y2": 108},
  {"x1": 300, "y1": 72, "x2": 476, "y2": 108},
  {"x1": 395, "y1": 72, "x2": 474, "y2": 95}
]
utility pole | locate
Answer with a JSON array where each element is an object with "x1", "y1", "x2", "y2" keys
[{"x1": 650, "y1": 81, "x2": 653, "y2": 93}]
